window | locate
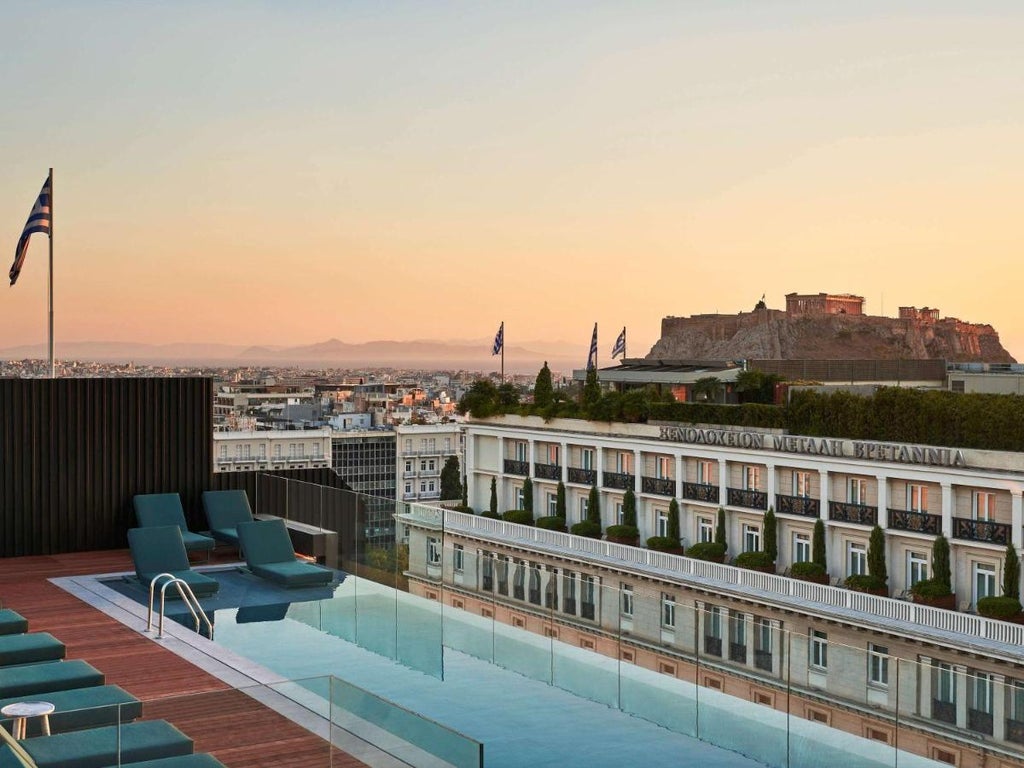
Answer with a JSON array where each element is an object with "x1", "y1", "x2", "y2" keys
[
  {"x1": 755, "y1": 618, "x2": 772, "y2": 653},
  {"x1": 312, "y1": 444, "x2": 321, "y2": 458},
  {"x1": 615, "y1": 502, "x2": 624, "y2": 524},
  {"x1": 848, "y1": 478, "x2": 868, "y2": 505},
  {"x1": 617, "y1": 452, "x2": 633, "y2": 474},
  {"x1": 662, "y1": 594, "x2": 676, "y2": 628},
  {"x1": 497, "y1": 557, "x2": 509, "y2": 596},
  {"x1": 404, "y1": 439, "x2": 412, "y2": 452},
  {"x1": 656, "y1": 510, "x2": 668, "y2": 537},
  {"x1": 547, "y1": 493, "x2": 558, "y2": 516},
  {"x1": 259, "y1": 444, "x2": 266, "y2": 459},
  {"x1": 243, "y1": 445, "x2": 251, "y2": 459},
  {"x1": 562, "y1": 570, "x2": 576, "y2": 614},
  {"x1": 706, "y1": 606, "x2": 722, "y2": 639},
  {"x1": 427, "y1": 480, "x2": 435, "y2": 493},
  {"x1": 235, "y1": 444, "x2": 243, "y2": 459},
  {"x1": 743, "y1": 524, "x2": 761, "y2": 554},
  {"x1": 404, "y1": 482, "x2": 412, "y2": 495},
  {"x1": 427, "y1": 537, "x2": 441, "y2": 566},
  {"x1": 444, "y1": 437, "x2": 452, "y2": 453},
  {"x1": 512, "y1": 560, "x2": 525, "y2": 600},
  {"x1": 481, "y1": 553, "x2": 494, "y2": 591},
  {"x1": 974, "y1": 562, "x2": 997, "y2": 606},
  {"x1": 698, "y1": 516, "x2": 714, "y2": 544},
  {"x1": 219, "y1": 444, "x2": 227, "y2": 459},
  {"x1": 515, "y1": 487, "x2": 525, "y2": 509},
  {"x1": 581, "y1": 449, "x2": 594, "y2": 471},
  {"x1": 579, "y1": 497, "x2": 589, "y2": 522},
  {"x1": 935, "y1": 663, "x2": 955, "y2": 704},
  {"x1": 972, "y1": 672, "x2": 993, "y2": 714},
  {"x1": 656, "y1": 456, "x2": 671, "y2": 479},
  {"x1": 731, "y1": 612, "x2": 747, "y2": 647},
  {"x1": 793, "y1": 533, "x2": 811, "y2": 564},
  {"x1": 453, "y1": 544, "x2": 464, "y2": 573},
  {"x1": 698, "y1": 460, "x2": 714, "y2": 485},
  {"x1": 545, "y1": 566, "x2": 558, "y2": 609},
  {"x1": 274, "y1": 444, "x2": 281, "y2": 458},
  {"x1": 792, "y1": 471, "x2": 812, "y2": 498},
  {"x1": 620, "y1": 584, "x2": 634, "y2": 617},
  {"x1": 427, "y1": 459, "x2": 436, "y2": 472},
  {"x1": 547, "y1": 445, "x2": 560, "y2": 465},
  {"x1": 810, "y1": 630, "x2": 827, "y2": 670},
  {"x1": 973, "y1": 491, "x2": 996, "y2": 521},
  {"x1": 907, "y1": 484, "x2": 928, "y2": 512},
  {"x1": 868, "y1": 644, "x2": 889, "y2": 687},
  {"x1": 581, "y1": 576, "x2": 596, "y2": 619},
  {"x1": 743, "y1": 466, "x2": 762, "y2": 491},
  {"x1": 528, "y1": 563, "x2": 541, "y2": 605},
  {"x1": 907, "y1": 551, "x2": 929, "y2": 587},
  {"x1": 514, "y1": 441, "x2": 527, "y2": 462},
  {"x1": 420, "y1": 482, "x2": 427, "y2": 493},
  {"x1": 848, "y1": 542, "x2": 867, "y2": 577}
]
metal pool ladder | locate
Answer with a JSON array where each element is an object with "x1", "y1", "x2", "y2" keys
[{"x1": 147, "y1": 573, "x2": 213, "y2": 640}]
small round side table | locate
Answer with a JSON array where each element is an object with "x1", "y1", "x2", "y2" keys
[{"x1": 1, "y1": 701, "x2": 55, "y2": 739}]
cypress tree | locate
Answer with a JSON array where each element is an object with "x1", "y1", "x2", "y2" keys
[
  {"x1": 461, "y1": 477, "x2": 468, "y2": 508},
  {"x1": 440, "y1": 456, "x2": 462, "y2": 501},
  {"x1": 582, "y1": 367, "x2": 602, "y2": 414},
  {"x1": 667, "y1": 498, "x2": 680, "y2": 542},
  {"x1": 556, "y1": 481, "x2": 566, "y2": 519},
  {"x1": 868, "y1": 525, "x2": 887, "y2": 587},
  {"x1": 932, "y1": 535, "x2": 951, "y2": 593},
  {"x1": 763, "y1": 506, "x2": 777, "y2": 562},
  {"x1": 812, "y1": 519, "x2": 826, "y2": 568},
  {"x1": 1004, "y1": 544, "x2": 1020, "y2": 600},
  {"x1": 622, "y1": 488, "x2": 637, "y2": 527},
  {"x1": 715, "y1": 507, "x2": 727, "y2": 553},
  {"x1": 523, "y1": 477, "x2": 533, "y2": 513},
  {"x1": 587, "y1": 484, "x2": 601, "y2": 527},
  {"x1": 489, "y1": 477, "x2": 498, "y2": 517},
  {"x1": 534, "y1": 361, "x2": 554, "y2": 409}
]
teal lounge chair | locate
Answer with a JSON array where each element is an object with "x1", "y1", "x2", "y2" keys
[
  {"x1": 0, "y1": 612, "x2": 27, "y2": 637},
  {"x1": 133, "y1": 494, "x2": 215, "y2": 558},
  {"x1": 0, "y1": 685, "x2": 142, "y2": 737},
  {"x1": 0, "y1": 659, "x2": 104, "y2": 699},
  {"x1": 100, "y1": 756, "x2": 227, "y2": 768},
  {"x1": 127, "y1": 527, "x2": 219, "y2": 599},
  {"x1": 201, "y1": 490, "x2": 254, "y2": 548},
  {"x1": 236, "y1": 519, "x2": 334, "y2": 588},
  {"x1": 0, "y1": 719, "x2": 193, "y2": 768},
  {"x1": 0, "y1": 633, "x2": 65, "y2": 668}
]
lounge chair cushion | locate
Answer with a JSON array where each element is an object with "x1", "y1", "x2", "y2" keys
[
  {"x1": 100, "y1": 755, "x2": 227, "y2": 768},
  {"x1": 0, "y1": 659, "x2": 104, "y2": 699},
  {"x1": 0, "y1": 612, "x2": 27, "y2": 637},
  {"x1": 127, "y1": 527, "x2": 219, "y2": 598},
  {"x1": 237, "y1": 519, "x2": 334, "y2": 587},
  {"x1": 0, "y1": 685, "x2": 142, "y2": 737},
  {"x1": 0, "y1": 633, "x2": 65, "y2": 668},
  {"x1": 8, "y1": 719, "x2": 192, "y2": 768},
  {"x1": 134, "y1": 494, "x2": 214, "y2": 554},
  {"x1": 202, "y1": 490, "x2": 254, "y2": 547}
]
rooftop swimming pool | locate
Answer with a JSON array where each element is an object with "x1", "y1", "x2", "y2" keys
[{"x1": 102, "y1": 569, "x2": 946, "y2": 768}]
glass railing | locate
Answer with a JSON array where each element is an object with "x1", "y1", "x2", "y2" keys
[{"x1": 239, "y1": 475, "x2": 1023, "y2": 768}]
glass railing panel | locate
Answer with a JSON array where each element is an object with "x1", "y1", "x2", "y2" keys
[
  {"x1": 550, "y1": 582, "x2": 619, "y2": 708},
  {"x1": 440, "y1": 547, "x2": 499, "y2": 663},
  {"x1": 490, "y1": 553, "x2": 553, "y2": 685}
]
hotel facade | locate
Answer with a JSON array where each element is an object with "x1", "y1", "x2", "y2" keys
[{"x1": 401, "y1": 414, "x2": 1024, "y2": 767}]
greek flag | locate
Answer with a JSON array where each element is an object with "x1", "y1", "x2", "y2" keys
[
  {"x1": 611, "y1": 327, "x2": 626, "y2": 359},
  {"x1": 491, "y1": 322, "x2": 504, "y2": 355},
  {"x1": 10, "y1": 177, "x2": 52, "y2": 286},
  {"x1": 586, "y1": 323, "x2": 598, "y2": 370}
]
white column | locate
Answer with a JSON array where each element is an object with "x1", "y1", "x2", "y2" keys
[
  {"x1": 596, "y1": 447, "x2": 604, "y2": 489},
  {"x1": 876, "y1": 475, "x2": 888, "y2": 529},
  {"x1": 721, "y1": 608, "x2": 731, "y2": 659},
  {"x1": 718, "y1": 458, "x2": 729, "y2": 507},
  {"x1": 528, "y1": 439, "x2": 536, "y2": 478},
  {"x1": 496, "y1": 436, "x2": 505, "y2": 511},
  {"x1": 954, "y1": 664, "x2": 968, "y2": 730},
  {"x1": 560, "y1": 441, "x2": 569, "y2": 483},
  {"x1": 918, "y1": 656, "x2": 932, "y2": 717},
  {"x1": 675, "y1": 455, "x2": 684, "y2": 499},
  {"x1": 818, "y1": 470, "x2": 830, "y2": 521},
  {"x1": 993, "y1": 673, "x2": 1007, "y2": 742},
  {"x1": 745, "y1": 613, "x2": 755, "y2": 667},
  {"x1": 770, "y1": 619, "x2": 783, "y2": 678},
  {"x1": 1012, "y1": 491, "x2": 1022, "y2": 550},
  {"x1": 766, "y1": 463, "x2": 776, "y2": 509},
  {"x1": 634, "y1": 450, "x2": 643, "y2": 494},
  {"x1": 466, "y1": 433, "x2": 477, "y2": 507},
  {"x1": 694, "y1": 600, "x2": 705, "y2": 653},
  {"x1": 941, "y1": 482, "x2": 953, "y2": 539}
]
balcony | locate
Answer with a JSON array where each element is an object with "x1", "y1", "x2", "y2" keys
[
  {"x1": 729, "y1": 642, "x2": 747, "y2": 664},
  {"x1": 775, "y1": 494, "x2": 820, "y2": 518},
  {"x1": 703, "y1": 636, "x2": 722, "y2": 657},
  {"x1": 419, "y1": 491, "x2": 441, "y2": 500},
  {"x1": 727, "y1": 488, "x2": 768, "y2": 511},
  {"x1": 953, "y1": 517, "x2": 1011, "y2": 545},
  {"x1": 419, "y1": 469, "x2": 441, "y2": 478},
  {"x1": 567, "y1": 467, "x2": 597, "y2": 485},
  {"x1": 534, "y1": 462, "x2": 561, "y2": 481},
  {"x1": 503, "y1": 459, "x2": 529, "y2": 476},
  {"x1": 932, "y1": 700, "x2": 956, "y2": 725},
  {"x1": 754, "y1": 650, "x2": 773, "y2": 672},
  {"x1": 581, "y1": 602, "x2": 596, "y2": 620},
  {"x1": 681, "y1": 482, "x2": 719, "y2": 504},
  {"x1": 1007, "y1": 718, "x2": 1024, "y2": 745},
  {"x1": 889, "y1": 509, "x2": 941, "y2": 535},
  {"x1": 968, "y1": 708, "x2": 993, "y2": 736},
  {"x1": 603, "y1": 472, "x2": 634, "y2": 491},
  {"x1": 641, "y1": 476, "x2": 675, "y2": 497},
  {"x1": 829, "y1": 501, "x2": 877, "y2": 526}
]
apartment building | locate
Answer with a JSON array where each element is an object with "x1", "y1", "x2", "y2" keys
[
  {"x1": 212, "y1": 428, "x2": 332, "y2": 473},
  {"x1": 395, "y1": 423, "x2": 463, "y2": 504}
]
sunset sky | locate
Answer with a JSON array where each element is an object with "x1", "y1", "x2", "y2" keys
[{"x1": 3, "y1": 1, "x2": 1024, "y2": 364}]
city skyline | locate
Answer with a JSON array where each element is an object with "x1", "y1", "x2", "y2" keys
[{"x1": 4, "y1": 2, "x2": 1024, "y2": 361}]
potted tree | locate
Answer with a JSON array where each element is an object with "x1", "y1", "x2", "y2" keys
[
  {"x1": 607, "y1": 488, "x2": 640, "y2": 545},
  {"x1": 978, "y1": 544, "x2": 1024, "y2": 622},
  {"x1": 537, "y1": 480, "x2": 568, "y2": 531},
  {"x1": 648, "y1": 498, "x2": 684, "y2": 554},
  {"x1": 571, "y1": 484, "x2": 603, "y2": 539},
  {"x1": 482, "y1": 477, "x2": 501, "y2": 519},
  {"x1": 911, "y1": 535, "x2": 955, "y2": 609},
  {"x1": 735, "y1": 506, "x2": 777, "y2": 573},
  {"x1": 845, "y1": 525, "x2": 888, "y2": 596},
  {"x1": 792, "y1": 519, "x2": 829, "y2": 584}
]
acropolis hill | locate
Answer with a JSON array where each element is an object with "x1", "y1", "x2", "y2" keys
[{"x1": 648, "y1": 292, "x2": 1015, "y2": 363}]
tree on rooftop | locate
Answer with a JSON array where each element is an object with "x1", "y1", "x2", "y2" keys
[
  {"x1": 1004, "y1": 544, "x2": 1021, "y2": 601},
  {"x1": 715, "y1": 507, "x2": 728, "y2": 553},
  {"x1": 496, "y1": 382, "x2": 519, "y2": 409},
  {"x1": 534, "y1": 361, "x2": 554, "y2": 409},
  {"x1": 440, "y1": 456, "x2": 462, "y2": 501},
  {"x1": 693, "y1": 377, "x2": 722, "y2": 403},
  {"x1": 582, "y1": 367, "x2": 602, "y2": 415},
  {"x1": 667, "y1": 498, "x2": 680, "y2": 543},
  {"x1": 489, "y1": 477, "x2": 498, "y2": 517},
  {"x1": 868, "y1": 525, "x2": 887, "y2": 588},
  {"x1": 622, "y1": 488, "x2": 637, "y2": 527},
  {"x1": 812, "y1": 519, "x2": 826, "y2": 569},
  {"x1": 457, "y1": 379, "x2": 498, "y2": 417},
  {"x1": 556, "y1": 481, "x2": 566, "y2": 519},
  {"x1": 461, "y1": 477, "x2": 468, "y2": 508},
  {"x1": 522, "y1": 477, "x2": 533, "y2": 514},
  {"x1": 932, "y1": 535, "x2": 951, "y2": 593},
  {"x1": 587, "y1": 484, "x2": 601, "y2": 527},
  {"x1": 763, "y1": 506, "x2": 777, "y2": 563}
]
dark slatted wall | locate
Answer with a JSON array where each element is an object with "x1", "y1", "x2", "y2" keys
[{"x1": 0, "y1": 377, "x2": 212, "y2": 556}]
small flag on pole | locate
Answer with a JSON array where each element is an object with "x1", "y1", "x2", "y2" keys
[
  {"x1": 586, "y1": 323, "x2": 598, "y2": 370},
  {"x1": 611, "y1": 327, "x2": 626, "y2": 359},
  {"x1": 491, "y1": 322, "x2": 504, "y2": 355},
  {"x1": 10, "y1": 177, "x2": 52, "y2": 286}
]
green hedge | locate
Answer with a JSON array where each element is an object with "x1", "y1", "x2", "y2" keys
[
  {"x1": 536, "y1": 516, "x2": 568, "y2": 532},
  {"x1": 791, "y1": 561, "x2": 827, "y2": 581},
  {"x1": 977, "y1": 596, "x2": 1023, "y2": 619},
  {"x1": 480, "y1": 511, "x2": 501, "y2": 519},
  {"x1": 845, "y1": 574, "x2": 887, "y2": 592},
  {"x1": 734, "y1": 551, "x2": 775, "y2": 570},
  {"x1": 502, "y1": 510, "x2": 534, "y2": 526},
  {"x1": 686, "y1": 541, "x2": 727, "y2": 562},
  {"x1": 570, "y1": 520, "x2": 603, "y2": 539},
  {"x1": 646, "y1": 536, "x2": 683, "y2": 553},
  {"x1": 911, "y1": 577, "x2": 953, "y2": 598},
  {"x1": 648, "y1": 402, "x2": 787, "y2": 429},
  {"x1": 606, "y1": 524, "x2": 640, "y2": 543}
]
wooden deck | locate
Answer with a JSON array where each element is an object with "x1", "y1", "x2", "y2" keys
[{"x1": 0, "y1": 549, "x2": 368, "y2": 767}]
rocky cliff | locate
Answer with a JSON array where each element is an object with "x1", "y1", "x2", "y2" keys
[{"x1": 648, "y1": 310, "x2": 1015, "y2": 363}]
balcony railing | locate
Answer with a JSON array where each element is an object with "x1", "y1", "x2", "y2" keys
[
  {"x1": 503, "y1": 459, "x2": 529, "y2": 476},
  {"x1": 567, "y1": 467, "x2": 597, "y2": 485},
  {"x1": 642, "y1": 476, "x2": 675, "y2": 497},
  {"x1": 775, "y1": 494, "x2": 820, "y2": 518},
  {"x1": 603, "y1": 472, "x2": 634, "y2": 491},
  {"x1": 889, "y1": 509, "x2": 941, "y2": 535},
  {"x1": 534, "y1": 462, "x2": 561, "y2": 481},
  {"x1": 682, "y1": 482, "x2": 719, "y2": 504},
  {"x1": 968, "y1": 708, "x2": 994, "y2": 736},
  {"x1": 727, "y1": 488, "x2": 768, "y2": 511},
  {"x1": 953, "y1": 517, "x2": 1011, "y2": 545},
  {"x1": 754, "y1": 650, "x2": 773, "y2": 672},
  {"x1": 581, "y1": 602, "x2": 596, "y2": 620},
  {"x1": 829, "y1": 501, "x2": 877, "y2": 526},
  {"x1": 1007, "y1": 718, "x2": 1024, "y2": 745},
  {"x1": 729, "y1": 642, "x2": 747, "y2": 664},
  {"x1": 703, "y1": 636, "x2": 722, "y2": 657},
  {"x1": 932, "y1": 700, "x2": 956, "y2": 725}
]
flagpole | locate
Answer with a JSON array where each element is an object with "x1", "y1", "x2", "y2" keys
[
  {"x1": 501, "y1": 321, "x2": 504, "y2": 383},
  {"x1": 623, "y1": 326, "x2": 627, "y2": 360},
  {"x1": 48, "y1": 167, "x2": 54, "y2": 379}
]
